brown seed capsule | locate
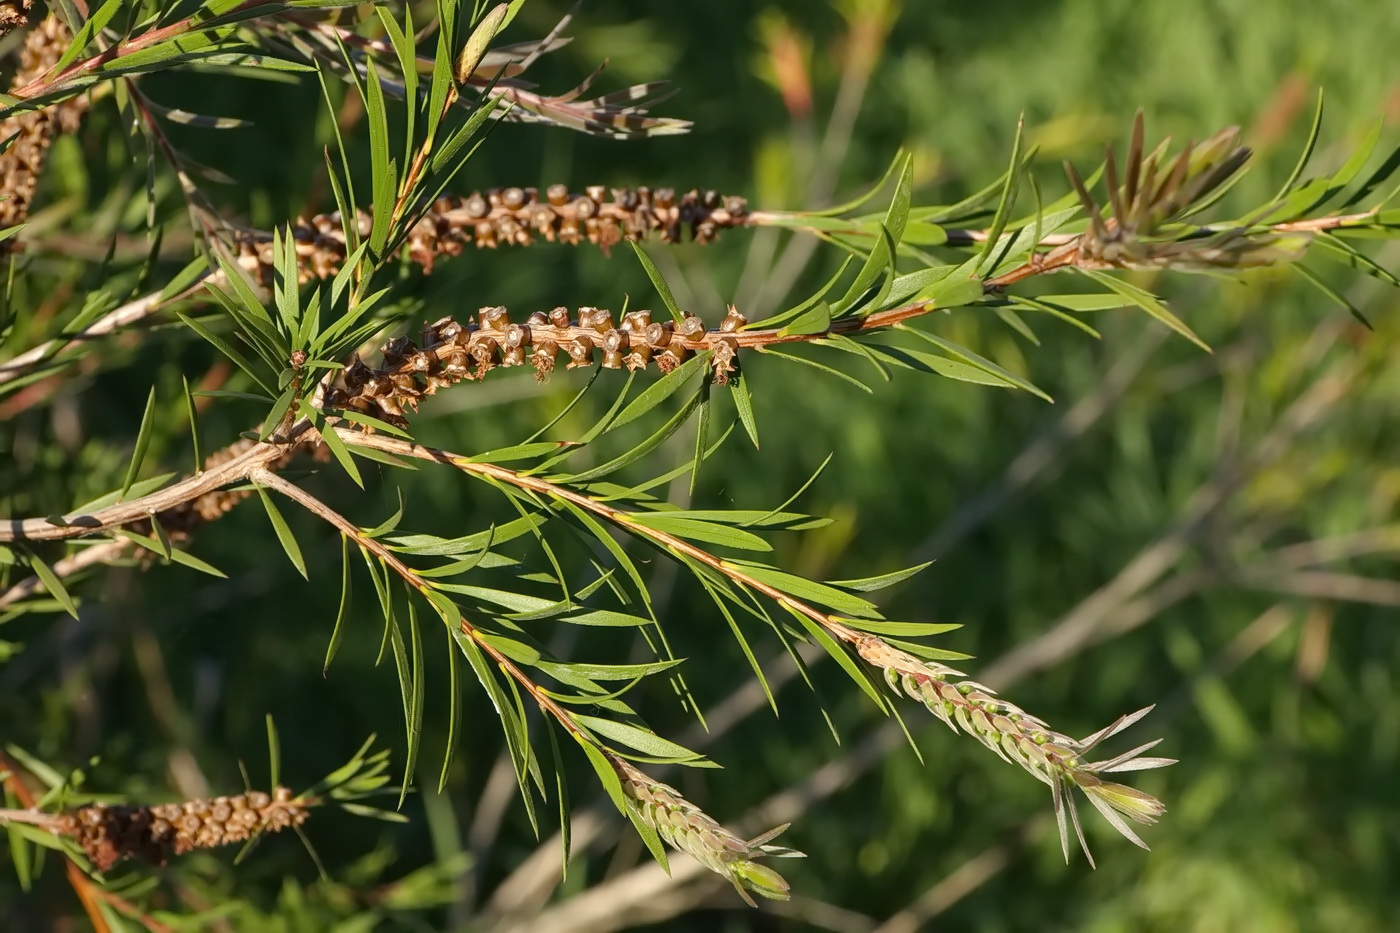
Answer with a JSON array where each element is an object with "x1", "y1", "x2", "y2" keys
[
  {"x1": 655, "y1": 187, "x2": 675, "y2": 209},
  {"x1": 577, "y1": 307, "x2": 597, "y2": 330},
  {"x1": 566, "y1": 337, "x2": 594, "y2": 368},
  {"x1": 547, "y1": 184, "x2": 570, "y2": 206},
  {"x1": 474, "y1": 220, "x2": 497, "y2": 248},
  {"x1": 503, "y1": 345, "x2": 526, "y2": 367},
  {"x1": 712, "y1": 336, "x2": 738, "y2": 385},
  {"x1": 585, "y1": 184, "x2": 606, "y2": 203},
  {"x1": 502, "y1": 186, "x2": 526, "y2": 210},
  {"x1": 573, "y1": 196, "x2": 597, "y2": 220},
  {"x1": 701, "y1": 189, "x2": 720, "y2": 209},
  {"x1": 526, "y1": 310, "x2": 549, "y2": 327},
  {"x1": 602, "y1": 329, "x2": 626, "y2": 355},
  {"x1": 559, "y1": 218, "x2": 581, "y2": 244},
  {"x1": 644, "y1": 322, "x2": 671, "y2": 348},
  {"x1": 443, "y1": 347, "x2": 470, "y2": 375},
  {"x1": 472, "y1": 336, "x2": 499, "y2": 363},
  {"x1": 531, "y1": 206, "x2": 556, "y2": 234},
  {"x1": 464, "y1": 193, "x2": 489, "y2": 218},
  {"x1": 486, "y1": 188, "x2": 503, "y2": 208},
  {"x1": 614, "y1": 188, "x2": 638, "y2": 210},
  {"x1": 478, "y1": 306, "x2": 508, "y2": 330},
  {"x1": 719, "y1": 306, "x2": 747, "y2": 332},
  {"x1": 723, "y1": 195, "x2": 747, "y2": 217},
  {"x1": 504, "y1": 323, "x2": 529, "y2": 349},
  {"x1": 602, "y1": 349, "x2": 624, "y2": 369},
  {"x1": 677, "y1": 313, "x2": 705, "y2": 338},
  {"x1": 656, "y1": 346, "x2": 684, "y2": 373},
  {"x1": 344, "y1": 357, "x2": 372, "y2": 390},
  {"x1": 440, "y1": 320, "x2": 465, "y2": 345},
  {"x1": 550, "y1": 307, "x2": 572, "y2": 329},
  {"x1": 497, "y1": 215, "x2": 521, "y2": 241},
  {"x1": 587, "y1": 308, "x2": 614, "y2": 332},
  {"x1": 622, "y1": 310, "x2": 651, "y2": 331},
  {"x1": 625, "y1": 345, "x2": 652, "y2": 371}
]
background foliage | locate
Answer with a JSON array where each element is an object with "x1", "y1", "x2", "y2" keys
[{"x1": 3, "y1": 0, "x2": 1400, "y2": 930}]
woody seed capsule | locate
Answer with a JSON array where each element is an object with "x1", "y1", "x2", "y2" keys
[
  {"x1": 573, "y1": 196, "x2": 597, "y2": 220},
  {"x1": 463, "y1": 193, "x2": 489, "y2": 218},
  {"x1": 546, "y1": 184, "x2": 570, "y2": 206},
  {"x1": 502, "y1": 187, "x2": 526, "y2": 210},
  {"x1": 677, "y1": 313, "x2": 705, "y2": 338}
]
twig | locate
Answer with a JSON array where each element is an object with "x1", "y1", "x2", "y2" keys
[
  {"x1": 0, "y1": 539, "x2": 131, "y2": 609},
  {"x1": 0, "y1": 270, "x2": 220, "y2": 387}
]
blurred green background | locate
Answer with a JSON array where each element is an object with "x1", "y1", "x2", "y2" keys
[{"x1": 5, "y1": 0, "x2": 1400, "y2": 929}]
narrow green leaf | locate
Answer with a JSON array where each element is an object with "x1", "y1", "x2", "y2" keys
[
  {"x1": 610, "y1": 351, "x2": 710, "y2": 431},
  {"x1": 257, "y1": 488, "x2": 309, "y2": 579},
  {"x1": 176, "y1": 311, "x2": 276, "y2": 396},
  {"x1": 829, "y1": 562, "x2": 933, "y2": 592},
  {"x1": 561, "y1": 383, "x2": 705, "y2": 483},
  {"x1": 835, "y1": 618, "x2": 962, "y2": 637},
  {"x1": 1273, "y1": 89, "x2": 1324, "y2": 202},
  {"x1": 324, "y1": 537, "x2": 352, "y2": 675},
  {"x1": 781, "y1": 605, "x2": 889, "y2": 711},
  {"x1": 1294, "y1": 264, "x2": 1373, "y2": 329},
  {"x1": 118, "y1": 530, "x2": 227, "y2": 578},
  {"x1": 731, "y1": 367, "x2": 760, "y2": 449},
  {"x1": 72, "y1": 473, "x2": 178, "y2": 514},
  {"x1": 682, "y1": 380, "x2": 708, "y2": 500},
  {"x1": 759, "y1": 346, "x2": 875, "y2": 393},
  {"x1": 266, "y1": 715, "x2": 282, "y2": 790},
  {"x1": 897, "y1": 326, "x2": 1052, "y2": 400},
  {"x1": 726, "y1": 561, "x2": 881, "y2": 618},
  {"x1": 466, "y1": 441, "x2": 577, "y2": 464},
  {"x1": 572, "y1": 715, "x2": 706, "y2": 762},
  {"x1": 27, "y1": 552, "x2": 77, "y2": 619},
  {"x1": 365, "y1": 57, "x2": 395, "y2": 256},
  {"x1": 977, "y1": 114, "x2": 1026, "y2": 273},
  {"x1": 628, "y1": 513, "x2": 771, "y2": 552},
  {"x1": 629, "y1": 242, "x2": 685, "y2": 323},
  {"x1": 780, "y1": 300, "x2": 832, "y2": 337},
  {"x1": 1078, "y1": 269, "x2": 1209, "y2": 351},
  {"x1": 439, "y1": 629, "x2": 461, "y2": 792},
  {"x1": 120, "y1": 387, "x2": 158, "y2": 501}
]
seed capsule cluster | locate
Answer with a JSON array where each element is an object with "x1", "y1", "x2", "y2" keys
[
  {"x1": 234, "y1": 186, "x2": 749, "y2": 280},
  {"x1": 0, "y1": 16, "x2": 91, "y2": 235},
  {"x1": 57, "y1": 787, "x2": 309, "y2": 871},
  {"x1": 324, "y1": 305, "x2": 748, "y2": 427}
]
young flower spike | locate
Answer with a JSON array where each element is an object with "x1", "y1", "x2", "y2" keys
[
  {"x1": 613, "y1": 757, "x2": 803, "y2": 905},
  {"x1": 856, "y1": 635, "x2": 1174, "y2": 865}
]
